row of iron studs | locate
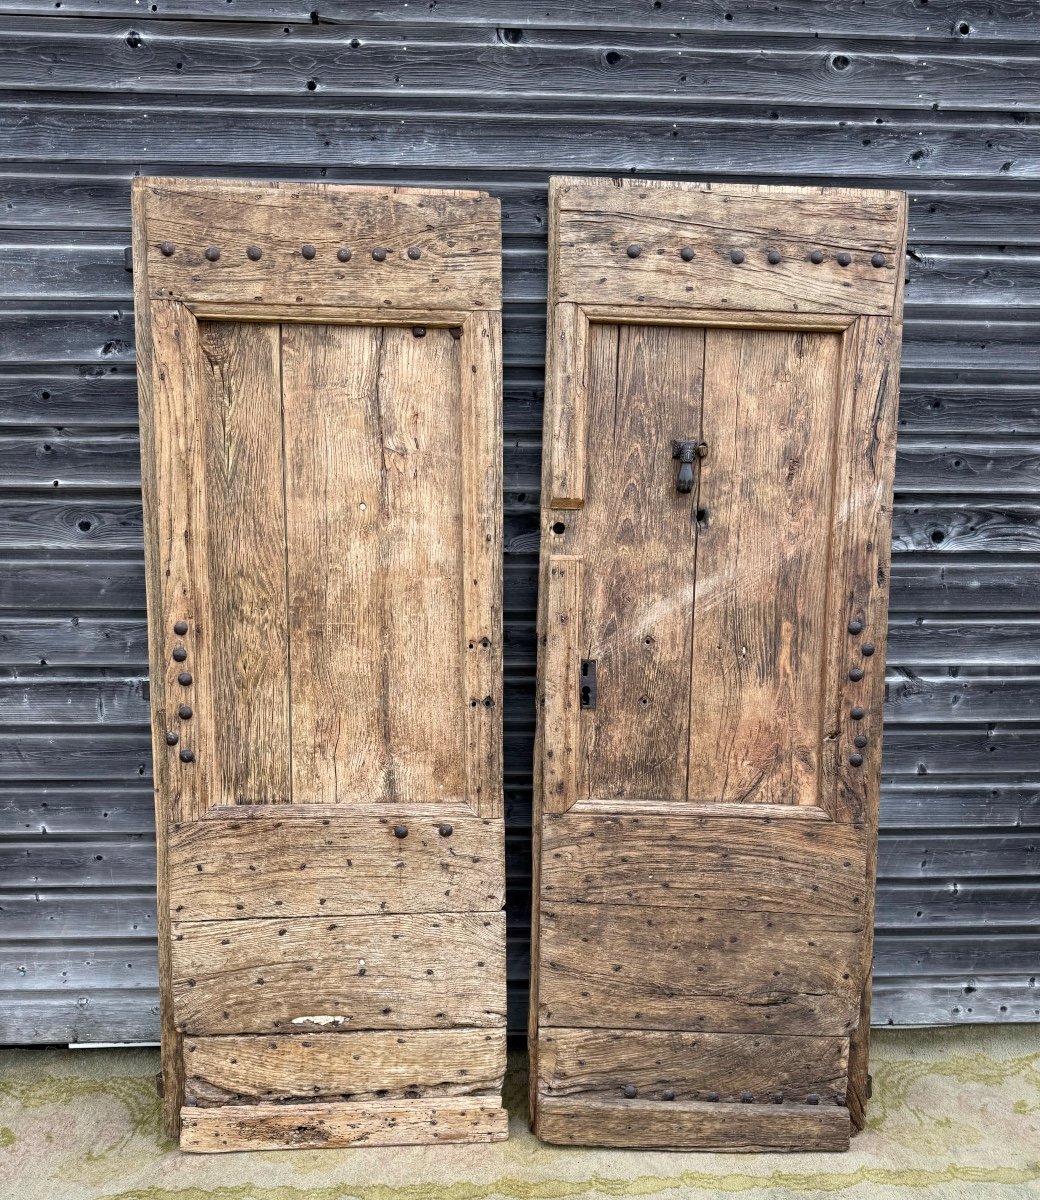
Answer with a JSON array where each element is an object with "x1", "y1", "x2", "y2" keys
[
  {"x1": 167, "y1": 620, "x2": 195, "y2": 764},
  {"x1": 847, "y1": 617, "x2": 874, "y2": 766},
  {"x1": 625, "y1": 244, "x2": 888, "y2": 268},
  {"x1": 619, "y1": 1085, "x2": 843, "y2": 1106},
  {"x1": 158, "y1": 241, "x2": 423, "y2": 263}
]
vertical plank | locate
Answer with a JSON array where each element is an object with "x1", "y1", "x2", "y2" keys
[
  {"x1": 541, "y1": 555, "x2": 582, "y2": 815},
  {"x1": 688, "y1": 328, "x2": 840, "y2": 809},
  {"x1": 460, "y1": 311, "x2": 504, "y2": 817},
  {"x1": 196, "y1": 321, "x2": 291, "y2": 808},
  {"x1": 545, "y1": 302, "x2": 588, "y2": 509},
  {"x1": 281, "y1": 322, "x2": 385, "y2": 804},
  {"x1": 580, "y1": 322, "x2": 703, "y2": 803},
  {"x1": 376, "y1": 326, "x2": 467, "y2": 804}
]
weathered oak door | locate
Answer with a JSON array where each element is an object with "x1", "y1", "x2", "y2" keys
[
  {"x1": 530, "y1": 178, "x2": 906, "y2": 1152},
  {"x1": 132, "y1": 179, "x2": 506, "y2": 1151}
]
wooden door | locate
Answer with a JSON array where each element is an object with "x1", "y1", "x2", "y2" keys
[
  {"x1": 132, "y1": 179, "x2": 506, "y2": 1151},
  {"x1": 530, "y1": 178, "x2": 907, "y2": 1152}
]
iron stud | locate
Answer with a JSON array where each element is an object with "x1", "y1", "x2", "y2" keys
[
  {"x1": 854, "y1": 735, "x2": 868, "y2": 748},
  {"x1": 810, "y1": 250, "x2": 825, "y2": 264},
  {"x1": 178, "y1": 704, "x2": 193, "y2": 720},
  {"x1": 173, "y1": 620, "x2": 188, "y2": 635},
  {"x1": 661, "y1": 1089, "x2": 675, "y2": 1101},
  {"x1": 622, "y1": 1085, "x2": 637, "y2": 1099},
  {"x1": 177, "y1": 672, "x2": 193, "y2": 686},
  {"x1": 393, "y1": 824, "x2": 408, "y2": 839},
  {"x1": 705, "y1": 1091, "x2": 719, "y2": 1102},
  {"x1": 848, "y1": 619, "x2": 864, "y2": 634},
  {"x1": 204, "y1": 247, "x2": 220, "y2": 262},
  {"x1": 246, "y1": 245, "x2": 262, "y2": 261},
  {"x1": 730, "y1": 249, "x2": 745, "y2": 264},
  {"x1": 862, "y1": 642, "x2": 876, "y2": 656},
  {"x1": 180, "y1": 748, "x2": 195, "y2": 763},
  {"x1": 301, "y1": 244, "x2": 316, "y2": 260},
  {"x1": 438, "y1": 822, "x2": 453, "y2": 837},
  {"x1": 849, "y1": 667, "x2": 864, "y2": 681},
  {"x1": 337, "y1": 248, "x2": 352, "y2": 262},
  {"x1": 871, "y1": 253, "x2": 886, "y2": 267},
  {"x1": 412, "y1": 326, "x2": 426, "y2": 338},
  {"x1": 806, "y1": 1093, "x2": 820, "y2": 1105},
  {"x1": 407, "y1": 246, "x2": 422, "y2": 260},
  {"x1": 165, "y1": 731, "x2": 179, "y2": 746},
  {"x1": 767, "y1": 249, "x2": 782, "y2": 264},
  {"x1": 772, "y1": 1092, "x2": 784, "y2": 1104},
  {"x1": 172, "y1": 646, "x2": 187, "y2": 662},
  {"x1": 849, "y1": 753, "x2": 864, "y2": 766},
  {"x1": 836, "y1": 252, "x2": 852, "y2": 266},
  {"x1": 372, "y1": 247, "x2": 388, "y2": 261},
  {"x1": 851, "y1": 706, "x2": 865, "y2": 720},
  {"x1": 159, "y1": 242, "x2": 175, "y2": 257},
  {"x1": 626, "y1": 243, "x2": 642, "y2": 258},
  {"x1": 740, "y1": 1091, "x2": 754, "y2": 1103},
  {"x1": 680, "y1": 246, "x2": 695, "y2": 262}
]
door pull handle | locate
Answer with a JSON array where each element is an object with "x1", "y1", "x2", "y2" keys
[{"x1": 672, "y1": 439, "x2": 708, "y2": 494}]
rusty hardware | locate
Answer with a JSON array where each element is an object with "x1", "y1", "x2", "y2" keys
[
  {"x1": 412, "y1": 326, "x2": 426, "y2": 338},
  {"x1": 862, "y1": 642, "x2": 876, "y2": 656},
  {"x1": 173, "y1": 620, "x2": 188, "y2": 635},
  {"x1": 393, "y1": 824, "x2": 408, "y2": 839},
  {"x1": 626, "y1": 243, "x2": 642, "y2": 258},
  {"x1": 661, "y1": 1089, "x2": 675, "y2": 1101},
  {"x1": 679, "y1": 246, "x2": 695, "y2": 262},
  {"x1": 705, "y1": 1091, "x2": 719, "y2": 1102},
  {"x1": 372, "y1": 247, "x2": 388, "y2": 261},
  {"x1": 580, "y1": 659, "x2": 597, "y2": 710},
  {"x1": 180, "y1": 748, "x2": 195, "y2": 763},
  {"x1": 672, "y1": 438, "x2": 708, "y2": 494},
  {"x1": 407, "y1": 246, "x2": 422, "y2": 260},
  {"x1": 159, "y1": 242, "x2": 175, "y2": 257},
  {"x1": 246, "y1": 245, "x2": 262, "y2": 261},
  {"x1": 836, "y1": 252, "x2": 852, "y2": 267},
  {"x1": 177, "y1": 672, "x2": 192, "y2": 686},
  {"x1": 337, "y1": 248, "x2": 352, "y2": 262},
  {"x1": 767, "y1": 249, "x2": 782, "y2": 264},
  {"x1": 849, "y1": 667, "x2": 865, "y2": 681},
  {"x1": 851, "y1": 706, "x2": 865, "y2": 720},
  {"x1": 740, "y1": 1091, "x2": 754, "y2": 1103},
  {"x1": 438, "y1": 822, "x2": 453, "y2": 838},
  {"x1": 772, "y1": 1092, "x2": 784, "y2": 1104},
  {"x1": 165, "y1": 731, "x2": 179, "y2": 746},
  {"x1": 204, "y1": 247, "x2": 220, "y2": 262},
  {"x1": 622, "y1": 1085, "x2": 638, "y2": 1098},
  {"x1": 848, "y1": 619, "x2": 864, "y2": 634},
  {"x1": 810, "y1": 250, "x2": 825, "y2": 264},
  {"x1": 301, "y1": 244, "x2": 316, "y2": 259},
  {"x1": 849, "y1": 753, "x2": 864, "y2": 767},
  {"x1": 729, "y1": 249, "x2": 745, "y2": 264},
  {"x1": 178, "y1": 704, "x2": 193, "y2": 720},
  {"x1": 172, "y1": 646, "x2": 187, "y2": 662},
  {"x1": 806, "y1": 1093, "x2": 820, "y2": 1105},
  {"x1": 854, "y1": 735, "x2": 868, "y2": 748},
  {"x1": 871, "y1": 253, "x2": 887, "y2": 268}
]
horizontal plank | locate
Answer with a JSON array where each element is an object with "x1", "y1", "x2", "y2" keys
[
  {"x1": 876, "y1": 882, "x2": 1040, "y2": 929},
  {"x1": 538, "y1": 1028, "x2": 848, "y2": 1102},
  {"x1": 871, "y1": 975, "x2": 1040, "y2": 1025},
  {"x1": 170, "y1": 912, "x2": 507, "y2": 1034},
  {"x1": 878, "y1": 833, "x2": 1038, "y2": 878},
  {"x1": 0, "y1": 837, "x2": 155, "y2": 886},
  {"x1": 0, "y1": 104, "x2": 1035, "y2": 181},
  {"x1": 873, "y1": 932, "x2": 1040, "y2": 975},
  {"x1": 0, "y1": 558, "x2": 145, "y2": 609},
  {"x1": 0, "y1": 939, "x2": 157, "y2": 989},
  {"x1": 538, "y1": 904, "x2": 861, "y2": 1034},
  {"x1": 0, "y1": 786, "x2": 155, "y2": 834},
  {"x1": 535, "y1": 1094, "x2": 849, "y2": 1152},
  {"x1": 878, "y1": 782, "x2": 1040, "y2": 829},
  {"x1": 0, "y1": 678, "x2": 147, "y2": 721},
  {"x1": 539, "y1": 813, "x2": 866, "y2": 914},
  {"x1": 885, "y1": 669, "x2": 1040, "y2": 723},
  {"x1": 179, "y1": 1096, "x2": 508, "y2": 1151},
  {"x1": 0, "y1": 889, "x2": 156, "y2": 939},
  {"x1": 184, "y1": 1027, "x2": 505, "y2": 1104},
  {"x1": 169, "y1": 810, "x2": 504, "y2": 919},
  {"x1": 0, "y1": 985, "x2": 160, "y2": 1043},
  {"x1": 0, "y1": 371, "x2": 141, "y2": 425}
]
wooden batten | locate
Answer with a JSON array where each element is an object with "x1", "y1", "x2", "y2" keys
[
  {"x1": 531, "y1": 176, "x2": 906, "y2": 1151},
  {"x1": 132, "y1": 178, "x2": 506, "y2": 1147}
]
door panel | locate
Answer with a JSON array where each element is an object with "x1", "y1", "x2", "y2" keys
[
  {"x1": 531, "y1": 177, "x2": 906, "y2": 1151},
  {"x1": 133, "y1": 178, "x2": 505, "y2": 1150}
]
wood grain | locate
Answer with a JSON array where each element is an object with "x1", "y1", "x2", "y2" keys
[
  {"x1": 540, "y1": 555, "x2": 581, "y2": 815},
  {"x1": 538, "y1": 1027, "x2": 848, "y2": 1103},
  {"x1": 168, "y1": 808, "x2": 504, "y2": 919},
  {"x1": 183, "y1": 1028, "x2": 505, "y2": 1104},
  {"x1": 539, "y1": 812, "x2": 866, "y2": 915},
  {"x1": 535, "y1": 1095, "x2": 850, "y2": 1152},
  {"x1": 537, "y1": 903, "x2": 862, "y2": 1035},
  {"x1": 171, "y1": 912, "x2": 507, "y2": 1035},
  {"x1": 180, "y1": 1097, "x2": 509, "y2": 1152},
  {"x1": 687, "y1": 328, "x2": 840, "y2": 810}
]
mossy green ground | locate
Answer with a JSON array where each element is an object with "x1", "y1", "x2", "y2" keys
[{"x1": 1, "y1": 1026, "x2": 1037, "y2": 1200}]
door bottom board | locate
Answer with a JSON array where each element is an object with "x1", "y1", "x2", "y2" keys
[
  {"x1": 180, "y1": 1097, "x2": 508, "y2": 1152},
  {"x1": 534, "y1": 1094, "x2": 850, "y2": 1152}
]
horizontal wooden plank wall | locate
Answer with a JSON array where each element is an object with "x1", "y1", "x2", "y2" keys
[{"x1": 1, "y1": 1, "x2": 1039, "y2": 1044}]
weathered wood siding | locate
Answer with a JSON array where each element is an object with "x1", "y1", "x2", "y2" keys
[{"x1": 1, "y1": 0, "x2": 1038, "y2": 1044}]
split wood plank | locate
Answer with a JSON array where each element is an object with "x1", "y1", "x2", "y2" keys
[
  {"x1": 183, "y1": 1028, "x2": 506, "y2": 1104},
  {"x1": 168, "y1": 810, "x2": 504, "y2": 920},
  {"x1": 180, "y1": 1097, "x2": 509, "y2": 1152},
  {"x1": 540, "y1": 555, "x2": 581, "y2": 815},
  {"x1": 171, "y1": 912, "x2": 507, "y2": 1035}
]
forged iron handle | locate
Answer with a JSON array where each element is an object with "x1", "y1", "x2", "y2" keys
[{"x1": 672, "y1": 439, "x2": 708, "y2": 494}]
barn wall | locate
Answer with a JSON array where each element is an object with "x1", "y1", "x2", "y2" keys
[{"x1": 0, "y1": 0, "x2": 1038, "y2": 1044}]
